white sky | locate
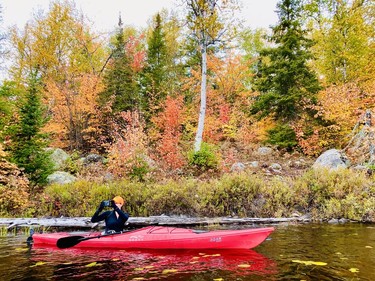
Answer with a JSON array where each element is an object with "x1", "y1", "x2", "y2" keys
[
  {"x1": 1, "y1": 0, "x2": 279, "y2": 32},
  {"x1": 0, "y1": 0, "x2": 279, "y2": 81}
]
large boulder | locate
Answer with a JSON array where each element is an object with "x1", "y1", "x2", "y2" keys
[
  {"x1": 48, "y1": 148, "x2": 69, "y2": 170},
  {"x1": 313, "y1": 149, "x2": 350, "y2": 170},
  {"x1": 47, "y1": 171, "x2": 77, "y2": 185}
]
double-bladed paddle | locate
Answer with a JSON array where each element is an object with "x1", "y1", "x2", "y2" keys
[{"x1": 56, "y1": 232, "x2": 122, "y2": 249}]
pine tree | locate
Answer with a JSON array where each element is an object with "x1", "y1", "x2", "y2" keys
[
  {"x1": 9, "y1": 70, "x2": 53, "y2": 186},
  {"x1": 140, "y1": 13, "x2": 169, "y2": 122},
  {"x1": 0, "y1": 81, "x2": 19, "y2": 135},
  {"x1": 98, "y1": 16, "x2": 139, "y2": 113},
  {"x1": 251, "y1": 0, "x2": 321, "y2": 121}
]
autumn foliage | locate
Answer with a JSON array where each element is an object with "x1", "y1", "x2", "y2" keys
[
  {"x1": 1, "y1": 0, "x2": 375, "y2": 187},
  {"x1": 107, "y1": 111, "x2": 150, "y2": 179},
  {"x1": 152, "y1": 95, "x2": 186, "y2": 170},
  {"x1": 0, "y1": 144, "x2": 30, "y2": 216},
  {"x1": 44, "y1": 74, "x2": 104, "y2": 152}
]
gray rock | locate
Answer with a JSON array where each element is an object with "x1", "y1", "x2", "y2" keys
[
  {"x1": 83, "y1": 154, "x2": 104, "y2": 164},
  {"x1": 47, "y1": 171, "x2": 77, "y2": 185},
  {"x1": 291, "y1": 212, "x2": 301, "y2": 217},
  {"x1": 339, "y1": 218, "x2": 350, "y2": 223},
  {"x1": 313, "y1": 149, "x2": 350, "y2": 170},
  {"x1": 351, "y1": 165, "x2": 367, "y2": 171},
  {"x1": 257, "y1": 147, "x2": 273, "y2": 155},
  {"x1": 289, "y1": 159, "x2": 308, "y2": 169},
  {"x1": 231, "y1": 162, "x2": 246, "y2": 172},
  {"x1": 47, "y1": 148, "x2": 69, "y2": 170},
  {"x1": 270, "y1": 163, "x2": 282, "y2": 170},
  {"x1": 300, "y1": 213, "x2": 312, "y2": 220},
  {"x1": 328, "y1": 218, "x2": 339, "y2": 224}
]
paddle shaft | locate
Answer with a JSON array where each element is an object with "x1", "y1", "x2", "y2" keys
[{"x1": 56, "y1": 232, "x2": 122, "y2": 249}]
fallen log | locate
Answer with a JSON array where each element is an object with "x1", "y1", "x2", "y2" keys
[{"x1": 0, "y1": 215, "x2": 311, "y2": 230}]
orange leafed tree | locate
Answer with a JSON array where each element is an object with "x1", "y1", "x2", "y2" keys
[
  {"x1": 289, "y1": 80, "x2": 375, "y2": 156},
  {"x1": 8, "y1": 1, "x2": 108, "y2": 152},
  {"x1": 107, "y1": 111, "x2": 149, "y2": 178},
  {"x1": 44, "y1": 74, "x2": 104, "y2": 151},
  {"x1": 152, "y1": 95, "x2": 186, "y2": 170},
  {"x1": 317, "y1": 81, "x2": 375, "y2": 141}
]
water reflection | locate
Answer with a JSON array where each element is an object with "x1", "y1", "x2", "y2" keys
[
  {"x1": 256, "y1": 224, "x2": 375, "y2": 281},
  {"x1": 1, "y1": 224, "x2": 374, "y2": 280},
  {"x1": 28, "y1": 246, "x2": 277, "y2": 280}
]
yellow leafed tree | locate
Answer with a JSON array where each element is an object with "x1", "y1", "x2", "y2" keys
[{"x1": 8, "y1": 0, "x2": 107, "y2": 151}]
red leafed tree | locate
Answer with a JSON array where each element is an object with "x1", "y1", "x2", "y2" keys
[
  {"x1": 126, "y1": 34, "x2": 146, "y2": 72},
  {"x1": 107, "y1": 111, "x2": 149, "y2": 178},
  {"x1": 152, "y1": 95, "x2": 185, "y2": 170}
]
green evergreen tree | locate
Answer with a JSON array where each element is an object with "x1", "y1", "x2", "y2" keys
[
  {"x1": 9, "y1": 70, "x2": 53, "y2": 186},
  {"x1": 251, "y1": 0, "x2": 321, "y2": 121},
  {"x1": 140, "y1": 13, "x2": 169, "y2": 122},
  {"x1": 0, "y1": 81, "x2": 19, "y2": 135},
  {"x1": 98, "y1": 16, "x2": 139, "y2": 113}
]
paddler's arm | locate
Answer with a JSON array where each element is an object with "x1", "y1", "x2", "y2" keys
[
  {"x1": 91, "y1": 201, "x2": 110, "y2": 222},
  {"x1": 111, "y1": 200, "x2": 130, "y2": 221}
]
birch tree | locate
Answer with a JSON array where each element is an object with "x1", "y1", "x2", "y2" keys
[{"x1": 185, "y1": 0, "x2": 239, "y2": 152}]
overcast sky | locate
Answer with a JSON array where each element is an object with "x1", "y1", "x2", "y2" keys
[
  {"x1": 1, "y1": 0, "x2": 279, "y2": 32},
  {"x1": 0, "y1": 0, "x2": 279, "y2": 81}
]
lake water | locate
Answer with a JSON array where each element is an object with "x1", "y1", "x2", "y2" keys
[{"x1": 0, "y1": 223, "x2": 374, "y2": 280}]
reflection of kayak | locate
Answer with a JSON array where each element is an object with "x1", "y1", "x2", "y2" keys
[
  {"x1": 32, "y1": 226, "x2": 274, "y2": 250},
  {"x1": 30, "y1": 247, "x2": 277, "y2": 278}
]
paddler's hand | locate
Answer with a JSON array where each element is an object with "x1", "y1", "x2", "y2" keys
[
  {"x1": 98, "y1": 201, "x2": 105, "y2": 211},
  {"x1": 110, "y1": 200, "x2": 117, "y2": 209}
]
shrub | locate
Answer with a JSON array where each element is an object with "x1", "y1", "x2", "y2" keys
[
  {"x1": 128, "y1": 156, "x2": 150, "y2": 182},
  {"x1": 0, "y1": 185, "x2": 31, "y2": 217},
  {"x1": 202, "y1": 173, "x2": 264, "y2": 217},
  {"x1": 295, "y1": 167, "x2": 375, "y2": 220},
  {"x1": 187, "y1": 142, "x2": 220, "y2": 170},
  {"x1": 92, "y1": 180, "x2": 148, "y2": 216},
  {"x1": 42, "y1": 180, "x2": 92, "y2": 216},
  {"x1": 145, "y1": 180, "x2": 200, "y2": 216},
  {"x1": 266, "y1": 123, "x2": 297, "y2": 151},
  {"x1": 41, "y1": 179, "x2": 149, "y2": 217},
  {"x1": 62, "y1": 151, "x2": 82, "y2": 174},
  {"x1": 261, "y1": 177, "x2": 296, "y2": 217},
  {"x1": 4, "y1": 164, "x2": 375, "y2": 223}
]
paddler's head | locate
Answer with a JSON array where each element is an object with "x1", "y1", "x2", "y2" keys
[{"x1": 113, "y1": 196, "x2": 124, "y2": 207}]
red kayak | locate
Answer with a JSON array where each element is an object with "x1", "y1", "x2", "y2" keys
[{"x1": 32, "y1": 226, "x2": 274, "y2": 250}]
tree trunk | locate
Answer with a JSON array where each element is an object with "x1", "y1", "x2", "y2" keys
[{"x1": 194, "y1": 42, "x2": 207, "y2": 152}]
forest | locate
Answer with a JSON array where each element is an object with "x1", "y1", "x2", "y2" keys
[{"x1": 0, "y1": 0, "x2": 374, "y2": 221}]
